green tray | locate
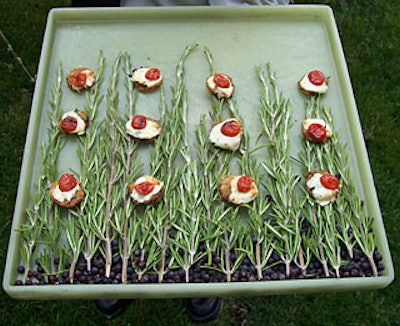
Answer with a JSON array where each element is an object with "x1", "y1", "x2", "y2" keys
[{"x1": 3, "y1": 5, "x2": 394, "y2": 299}]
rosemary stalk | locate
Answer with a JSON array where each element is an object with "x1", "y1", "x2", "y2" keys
[
  {"x1": 237, "y1": 133, "x2": 272, "y2": 280},
  {"x1": 317, "y1": 102, "x2": 378, "y2": 276},
  {"x1": 41, "y1": 62, "x2": 66, "y2": 277},
  {"x1": 62, "y1": 214, "x2": 84, "y2": 283},
  {"x1": 194, "y1": 112, "x2": 232, "y2": 273},
  {"x1": 138, "y1": 43, "x2": 199, "y2": 283},
  {"x1": 119, "y1": 52, "x2": 142, "y2": 283},
  {"x1": 316, "y1": 107, "x2": 355, "y2": 259},
  {"x1": 298, "y1": 96, "x2": 378, "y2": 277},
  {"x1": 127, "y1": 87, "x2": 168, "y2": 281},
  {"x1": 257, "y1": 63, "x2": 304, "y2": 278},
  {"x1": 201, "y1": 46, "x2": 246, "y2": 281},
  {"x1": 18, "y1": 62, "x2": 65, "y2": 281},
  {"x1": 320, "y1": 205, "x2": 344, "y2": 278},
  {"x1": 170, "y1": 147, "x2": 205, "y2": 282},
  {"x1": 297, "y1": 97, "x2": 332, "y2": 276},
  {"x1": 69, "y1": 52, "x2": 105, "y2": 274},
  {"x1": 101, "y1": 53, "x2": 125, "y2": 278},
  {"x1": 194, "y1": 118, "x2": 224, "y2": 263}
]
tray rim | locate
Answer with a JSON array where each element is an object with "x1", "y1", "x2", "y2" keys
[{"x1": 3, "y1": 4, "x2": 394, "y2": 300}]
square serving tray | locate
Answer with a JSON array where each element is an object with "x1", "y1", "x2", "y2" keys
[{"x1": 3, "y1": 5, "x2": 394, "y2": 299}]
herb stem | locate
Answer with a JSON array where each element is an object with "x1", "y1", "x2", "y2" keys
[
  {"x1": 103, "y1": 53, "x2": 123, "y2": 278},
  {"x1": 121, "y1": 52, "x2": 140, "y2": 283},
  {"x1": 257, "y1": 63, "x2": 302, "y2": 278}
]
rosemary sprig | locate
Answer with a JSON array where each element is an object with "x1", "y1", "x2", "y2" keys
[
  {"x1": 298, "y1": 96, "x2": 378, "y2": 277},
  {"x1": 169, "y1": 149, "x2": 205, "y2": 282},
  {"x1": 85, "y1": 146, "x2": 108, "y2": 257},
  {"x1": 119, "y1": 52, "x2": 142, "y2": 283},
  {"x1": 128, "y1": 87, "x2": 168, "y2": 281},
  {"x1": 41, "y1": 62, "x2": 66, "y2": 276},
  {"x1": 35, "y1": 244, "x2": 69, "y2": 281},
  {"x1": 257, "y1": 63, "x2": 304, "y2": 278},
  {"x1": 201, "y1": 46, "x2": 246, "y2": 281},
  {"x1": 70, "y1": 51, "x2": 105, "y2": 275},
  {"x1": 194, "y1": 117, "x2": 224, "y2": 262},
  {"x1": 101, "y1": 53, "x2": 125, "y2": 278},
  {"x1": 167, "y1": 45, "x2": 221, "y2": 282},
  {"x1": 38, "y1": 203, "x2": 63, "y2": 276},
  {"x1": 318, "y1": 103, "x2": 378, "y2": 276},
  {"x1": 238, "y1": 133, "x2": 272, "y2": 280},
  {"x1": 145, "y1": 89, "x2": 173, "y2": 283},
  {"x1": 18, "y1": 206, "x2": 42, "y2": 279},
  {"x1": 320, "y1": 205, "x2": 346, "y2": 278},
  {"x1": 18, "y1": 62, "x2": 65, "y2": 281},
  {"x1": 62, "y1": 214, "x2": 84, "y2": 283},
  {"x1": 297, "y1": 96, "x2": 333, "y2": 277},
  {"x1": 145, "y1": 43, "x2": 199, "y2": 283},
  {"x1": 317, "y1": 105, "x2": 356, "y2": 260}
]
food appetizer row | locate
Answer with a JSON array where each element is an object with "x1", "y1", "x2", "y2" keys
[{"x1": 53, "y1": 67, "x2": 338, "y2": 209}]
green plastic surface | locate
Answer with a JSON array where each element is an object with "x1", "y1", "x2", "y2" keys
[{"x1": 3, "y1": 5, "x2": 394, "y2": 299}]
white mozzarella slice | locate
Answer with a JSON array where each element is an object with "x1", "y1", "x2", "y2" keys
[
  {"x1": 228, "y1": 175, "x2": 258, "y2": 205},
  {"x1": 130, "y1": 68, "x2": 162, "y2": 89},
  {"x1": 302, "y1": 118, "x2": 332, "y2": 138},
  {"x1": 306, "y1": 172, "x2": 338, "y2": 206},
  {"x1": 209, "y1": 119, "x2": 241, "y2": 151},
  {"x1": 299, "y1": 74, "x2": 329, "y2": 94},
  {"x1": 206, "y1": 74, "x2": 234, "y2": 99},
  {"x1": 130, "y1": 176, "x2": 163, "y2": 204},
  {"x1": 126, "y1": 117, "x2": 161, "y2": 140},
  {"x1": 51, "y1": 183, "x2": 80, "y2": 203},
  {"x1": 61, "y1": 111, "x2": 87, "y2": 135}
]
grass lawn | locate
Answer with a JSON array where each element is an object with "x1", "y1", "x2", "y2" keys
[{"x1": 1, "y1": 0, "x2": 399, "y2": 325}]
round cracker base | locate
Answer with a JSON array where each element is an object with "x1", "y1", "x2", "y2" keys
[
  {"x1": 128, "y1": 182, "x2": 163, "y2": 205},
  {"x1": 50, "y1": 182, "x2": 85, "y2": 208},
  {"x1": 218, "y1": 175, "x2": 237, "y2": 203},
  {"x1": 134, "y1": 80, "x2": 163, "y2": 92},
  {"x1": 66, "y1": 67, "x2": 96, "y2": 93}
]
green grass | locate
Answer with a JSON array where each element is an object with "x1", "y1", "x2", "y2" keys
[{"x1": 1, "y1": 0, "x2": 399, "y2": 325}]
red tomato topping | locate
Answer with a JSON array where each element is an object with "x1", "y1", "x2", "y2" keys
[
  {"x1": 131, "y1": 115, "x2": 147, "y2": 130},
  {"x1": 145, "y1": 68, "x2": 161, "y2": 81},
  {"x1": 60, "y1": 116, "x2": 78, "y2": 133},
  {"x1": 71, "y1": 72, "x2": 87, "y2": 88},
  {"x1": 307, "y1": 70, "x2": 326, "y2": 86},
  {"x1": 320, "y1": 173, "x2": 339, "y2": 190},
  {"x1": 237, "y1": 175, "x2": 253, "y2": 193},
  {"x1": 221, "y1": 120, "x2": 241, "y2": 137},
  {"x1": 307, "y1": 123, "x2": 327, "y2": 142},
  {"x1": 213, "y1": 74, "x2": 231, "y2": 88},
  {"x1": 58, "y1": 173, "x2": 78, "y2": 192},
  {"x1": 134, "y1": 181, "x2": 155, "y2": 196}
]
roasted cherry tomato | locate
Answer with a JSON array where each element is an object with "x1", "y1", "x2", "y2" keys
[
  {"x1": 307, "y1": 70, "x2": 326, "y2": 86},
  {"x1": 131, "y1": 115, "x2": 147, "y2": 130},
  {"x1": 71, "y1": 72, "x2": 87, "y2": 88},
  {"x1": 221, "y1": 120, "x2": 241, "y2": 137},
  {"x1": 58, "y1": 173, "x2": 78, "y2": 192},
  {"x1": 213, "y1": 74, "x2": 231, "y2": 88},
  {"x1": 307, "y1": 123, "x2": 327, "y2": 142},
  {"x1": 134, "y1": 181, "x2": 155, "y2": 195},
  {"x1": 320, "y1": 173, "x2": 339, "y2": 190},
  {"x1": 60, "y1": 116, "x2": 78, "y2": 133},
  {"x1": 145, "y1": 68, "x2": 161, "y2": 81},
  {"x1": 237, "y1": 175, "x2": 252, "y2": 193}
]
